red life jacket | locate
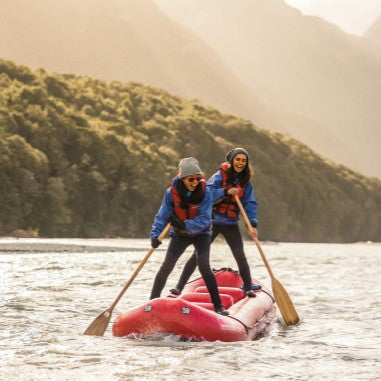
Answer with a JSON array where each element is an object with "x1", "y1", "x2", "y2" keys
[
  {"x1": 213, "y1": 162, "x2": 246, "y2": 218},
  {"x1": 171, "y1": 178, "x2": 206, "y2": 222}
]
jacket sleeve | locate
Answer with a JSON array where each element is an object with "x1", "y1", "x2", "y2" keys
[
  {"x1": 206, "y1": 170, "x2": 226, "y2": 203},
  {"x1": 242, "y1": 183, "x2": 258, "y2": 227},
  {"x1": 150, "y1": 188, "x2": 173, "y2": 238},
  {"x1": 184, "y1": 188, "x2": 212, "y2": 234}
]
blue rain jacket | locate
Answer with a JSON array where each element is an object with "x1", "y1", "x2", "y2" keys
[
  {"x1": 150, "y1": 176, "x2": 212, "y2": 238},
  {"x1": 207, "y1": 170, "x2": 258, "y2": 227}
]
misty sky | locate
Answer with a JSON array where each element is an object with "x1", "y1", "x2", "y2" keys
[{"x1": 284, "y1": 0, "x2": 381, "y2": 35}]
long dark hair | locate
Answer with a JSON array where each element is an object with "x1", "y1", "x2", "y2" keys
[{"x1": 226, "y1": 161, "x2": 254, "y2": 187}]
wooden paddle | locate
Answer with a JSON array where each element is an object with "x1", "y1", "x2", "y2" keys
[
  {"x1": 84, "y1": 223, "x2": 171, "y2": 336},
  {"x1": 234, "y1": 195, "x2": 299, "y2": 325}
]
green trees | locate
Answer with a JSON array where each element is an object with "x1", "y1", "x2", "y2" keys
[
  {"x1": 0, "y1": 134, "x2": 48, "y2": 233},
  {"x1": 0, "y1": 58, "x2": 380, "y2": 242}
]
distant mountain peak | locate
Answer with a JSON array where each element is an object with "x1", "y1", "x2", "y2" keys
[{"x1": 365, "y1": 16, "x2": 381, "y2": 41}]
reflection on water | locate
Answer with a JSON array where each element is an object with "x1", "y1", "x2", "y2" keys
[{"x1": 1, "y1": 240, "x2": 380, "y2": 380}]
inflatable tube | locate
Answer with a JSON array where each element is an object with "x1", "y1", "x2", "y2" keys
[{"x1": 112, "y1": 268, "x2": 276, "y2": 342}]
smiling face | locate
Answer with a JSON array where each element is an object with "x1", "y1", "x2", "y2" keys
[
  {"x1": 232, "y1": 154, "x2": 247, "y2": 173},
  {"x1": 182, "y1": 175, "x2": 201, "y2": 191}
]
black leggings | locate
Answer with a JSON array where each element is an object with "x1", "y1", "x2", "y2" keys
[
  {"x1": 176, "y1": 224, "x2": 253, "y2": 292},
  {"x1": 150, "y1": 234, "x2": 223, "y2": 309}
]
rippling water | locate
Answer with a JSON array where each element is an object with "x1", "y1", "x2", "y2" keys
[{"x1": 1, "y1": 239, "x2": 380, "y2": 381}]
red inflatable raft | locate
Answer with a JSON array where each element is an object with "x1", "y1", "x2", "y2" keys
[{"x1": 112, "y1": 269, "x2": 276, "y2": 342}]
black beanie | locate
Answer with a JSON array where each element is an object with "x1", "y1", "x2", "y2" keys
[{"x1": 225, "y1": 148, "x2": 249, "y2": 163}]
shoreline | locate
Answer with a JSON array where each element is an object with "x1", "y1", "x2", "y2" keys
[
  {"x1": 0, "y1": 237, "x2": 379, "y2": 253},
  {"x1": 0, "y1": 237, "x2": 152, "y2": 253}
]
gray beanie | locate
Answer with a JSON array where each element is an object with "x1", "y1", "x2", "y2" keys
[
  {"x1": 225, "y1": 147, "x2": 249, "y2": 163},
  {"x1": 178, "y1": 157, "x2": 202, "y2": 178}
]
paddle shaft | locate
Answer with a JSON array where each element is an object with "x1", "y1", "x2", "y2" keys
[
  {"x1": 110, "y1": 223, "x2": 171, "y2": 310},
  {"x1": 234, "y1": 195, "x2": 299, "y2": 325},
  {"x1": 233, "y1": 195, "x2": 275, "y2": 279},
  {"x1": 83, "y1": 223, "x2": 171, "y2": 335}
]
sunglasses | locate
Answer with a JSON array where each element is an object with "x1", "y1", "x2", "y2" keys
[{"x1": 186, "y1": 176, "x2": 202, "y2": 183}]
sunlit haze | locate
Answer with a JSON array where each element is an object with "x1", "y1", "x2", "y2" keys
[{"x1": 284, "y1": 0, "x2": 381, "y2": 35}]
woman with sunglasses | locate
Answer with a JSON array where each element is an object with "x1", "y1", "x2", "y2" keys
[
  {"x1": 171, "y1": 148, "x2": 258, "y2": 297},
  {"x1": 149, "y1": 157, "x2": 229, "y2": 316}
]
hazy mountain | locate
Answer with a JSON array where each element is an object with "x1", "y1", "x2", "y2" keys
[
  {"x1": 365, "y1": 16, "x2": 381, "y2": 42},
  {"x1": 301, "y1": 0, "x2": 381, "y2": 36},
  {"x1": 155, "y1": 0, "x2": 381, "y2": 179},
  {"x1": 0, "y1": 0, "x2": 262, "y2": 122},
  {"x1": 1, "y1": 0, "x2": 379, "y2": 178}
]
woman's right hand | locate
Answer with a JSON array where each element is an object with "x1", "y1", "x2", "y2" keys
[
  {"x1": 168, "y1": 215, "x2": 186, "y2": 230},
  {"x1": 249, "y1": 227, "x2": 258, "y2": 240},
  {"x1": 227, "y1": 187, "x2": 239, "y2": 196}
]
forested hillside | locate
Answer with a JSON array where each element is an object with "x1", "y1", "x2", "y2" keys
[{"x1": 0, "y1": 60, "x2": 380, "y2": 242}]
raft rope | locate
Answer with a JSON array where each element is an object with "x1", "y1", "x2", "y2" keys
[
  {"x1": 212, "y1": 267, "x2": 239, "y2": 274},
  {"x1": 228, "y1": 307, "x2": 273, "y2": 333},
  {"x1": 260, "y1": 289, "x2": 275, "y2": 303},
  {"x1": 226, "y1": 315, "x2": 250, "y2": 334},
  {"x1": 178, "y1": 267, "x2": 276, "y2": 332},
  {"x1": 182, "y1": 266, "x2": 275, "y2": 304},
  {"x1": 253, "y1": 308, "x2": 272, "y2": 327},
  {"x1": 213, "y1": 267, "x2": 276, "y2": 302}
]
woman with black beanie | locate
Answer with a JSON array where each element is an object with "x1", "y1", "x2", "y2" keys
[{"x1": 171, "y1": 148, "x2": 258, "y2": 297}]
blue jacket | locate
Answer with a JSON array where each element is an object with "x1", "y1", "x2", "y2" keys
[
  {"x1": 150, "y1": 177, "x2": 212, "y2": 238},
  {"x1": 207, "y1": 170, "x2": 258, "y2": 227}
]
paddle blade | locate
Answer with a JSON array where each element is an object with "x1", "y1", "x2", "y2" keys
[
  {"x1": 271, "y1": 278, "x2": 300, "y2": 326},
  {"x1": 83, "y1": 307, "x2": 113, "y2": 336}
]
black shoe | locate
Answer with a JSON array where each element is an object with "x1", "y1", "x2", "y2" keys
[
  {"x1": 169, "y1": 288, "x2": 181, "y2": 295},
  {"x1": 214, "y1": 306, "x2": 230, "y2": 316},
  {"x1": 246, "y1": 290, "x2": 256, "y2": 298},
  {"x1": 241, "y1": 283, "x2": 262, "y2": 291}
]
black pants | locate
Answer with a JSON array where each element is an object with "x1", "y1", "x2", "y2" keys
[
  {"x1": 176, "y1": 224, "x2": 253, "y2": 292},
  {"x1": 150, "y1": 234, "x2": 223, "y2": 309}
]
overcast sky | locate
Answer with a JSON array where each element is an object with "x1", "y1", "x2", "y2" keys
[{"x1": 284, "y1": 0, "x2": 381, "y2": 35}]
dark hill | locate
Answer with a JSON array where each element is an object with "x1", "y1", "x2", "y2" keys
[{"x1": 0, "y1": 59, "x2": 380, "y2": 242}]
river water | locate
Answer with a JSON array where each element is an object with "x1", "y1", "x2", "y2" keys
[{"x1": 1, "y1": 239, "x2": 380, "y2": 381}]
